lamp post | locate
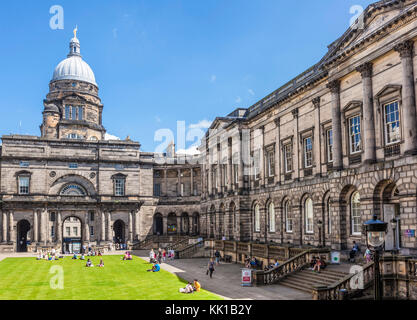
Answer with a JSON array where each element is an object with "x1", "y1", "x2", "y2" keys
[{"x1": 364, "y1": 214, "x2": 388, "y2": 301}]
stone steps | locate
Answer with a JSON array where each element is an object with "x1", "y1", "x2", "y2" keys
[{"x1": 279, "y1": 267, "x2": 350, "y2": 294}]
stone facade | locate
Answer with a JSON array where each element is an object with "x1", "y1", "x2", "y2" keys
[{"x1": 2, "y1": 0, "x2": 417, "y2": 258}]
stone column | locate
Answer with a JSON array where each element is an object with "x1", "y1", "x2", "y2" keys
[
  {"x1": 101, "y1": 211, "x2": 106, "y2": 242},
  {"x1": 190, "y1": 168, "x2": 194, "y2": 196},
  {"x1": 395, "y1": 40, "x2": 417, "y2": 155},
  {"x1": 2, "y1": 211, "x2": 7, "y2": 243},
  {"x1": 313, "y1": 98, "x2": 321, "y2": 175},
  {"x1": 327, "y1": 80, "x2": 343, "y2": 170},
  {"x1": 274, "y1": 118, "x2": 281, "y2": 184},
  {"x1": 33, "y1": 210, "x2": 39, "y2": 243},
  {"x1": 106, "y1": 211, "x2": 112, "y2": 241},
  {"x1": 39, "y1": 208, "x2": 47, "y2": 244},
  {"x1": 134, "y1": 209, "x2": 140, "y2": 241},
  {"x1": 9, "y1": 212, "x2": 15, "y2": 244},
  {"x1": 128, "y1": 211, "x2": 133, "y2": 243},
  {"x1": 56, "y1": 212, "x2": 62, "y2": 243},
  {"x1": 176, "y1": 215, "x2": 181, "y2": 235},
  {"x1": 84, "y1": 213, "x2": 90, "y2": 242},
  {"x1": 163, "y1": 216, "x2": 168, "y2": 236},
  {"x1": 164, "y1": 169, "x2": 168, "y2": 196},
  {"x1": 357, "y1": 62, "x2": 376, "y2": 163}
]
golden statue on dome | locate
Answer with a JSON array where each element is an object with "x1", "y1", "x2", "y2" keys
[{"x1": 73, "y1": 25, "x2": 78, "y2": 39}]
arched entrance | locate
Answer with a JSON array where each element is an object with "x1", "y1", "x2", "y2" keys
[
  {"x1": 192, "y1": 213, "x2": 199, "y2": 236},
  {"x1": 17, "y1": 220, "x2": 31, "y2": 252},
  {"x1": 153, "y1": 213, "x2": 163, "y2": 235},
  {"x1": 167, "y1": 213, "x2": 177, "y2": 235},
  {"x1": 62, "y1": 216, "x2": 82, "y2": 254},
  {"x1": 114, "y1": 220, "x2": 125, "y2": 244}
]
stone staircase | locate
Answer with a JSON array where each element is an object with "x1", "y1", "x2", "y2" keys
[{"x1": 279, "y1": 267, "x2": 351, "y2": 293}]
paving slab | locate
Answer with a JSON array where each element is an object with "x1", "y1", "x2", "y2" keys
[{"x1": 134, "y1": 250, "x2": 312, "y2": 300}]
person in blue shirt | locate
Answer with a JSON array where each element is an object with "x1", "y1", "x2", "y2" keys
[{"x1": 147, "y1": 263, "x2": 160, "y2": 272}]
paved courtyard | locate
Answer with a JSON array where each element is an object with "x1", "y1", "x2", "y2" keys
[{"x1": 133, "y1": 250, "x2": 312, "y2": 300}]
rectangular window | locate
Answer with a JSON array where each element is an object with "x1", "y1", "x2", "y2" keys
[
  {"x1": 90, "y1": 226, "x2": 94, "y2": 236},
  {"x1": 304, "y1": 137, "x2": 313, "y2": 168},
  {"x1": 19, "y1": 161, "x2": 29, "y2": 168},
  {"x1": 234, "y1": 164, "x2": 239, "y2": 184},
  {"x1": 69, "y1": 163, "x2": 78, "y2": 169},
  {"x1": 326, "y1": 129, "x2": 333, "y2": 163},
  {"x1": 284, "y1": 144, "x2": 293, "y2": 173},
  {"x1": 89, "y1": 212, "x2": 95, "y2": 221},
  {"x1": 349, "y1": 115, "x2": 361, "y2": 154},
  {"x1": 115, "y1": 178, "x2": 125, "y2": 196},
  {"x1": 49, "y1": 212, "x2": 56, "y2": 222},
  {"x1": 180, "y1": 183, "x2": 184, "y2": 197},
  {"x1": 71, "y1": 106, "x2": 77, "y2": 120},
  {"x1": 267, "y1": 151, "x2": 275, "y2": 177},
  {"x1": 384, "y1": 101, "x2": 400, "y2": 145},
  {"x1": 154, "y1": 184, "x2": 161, "y2": 196},
  {"x1": 73, "y1": 227, "x2": 78, "y2": 236},
  {"x1": 18, "y1": 176, "x2": 30, "y2": 195},
  {"x1": 66, "y1": 227, "x2": 70, "y2": 236},
  {"x1": 65, "y1": 106, "x2": 71, "y2": 120},
  {"x1": 51, "y1": 226, "x2": 55, "y2": 237},
  {"x1": 78, "y1": 106, "x2": 84, "y2": 120}
]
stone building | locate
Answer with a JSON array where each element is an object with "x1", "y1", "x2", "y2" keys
[
  {"x1": 199, "y1": 0, "x2": 417, "y2": 256},
  {"x1": 1, "y1": 0, "x2": 417, "y2": 258}
]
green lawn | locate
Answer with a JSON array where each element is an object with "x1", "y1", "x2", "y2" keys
[{"x1": 0, "y1": 255, "x2": 223, "y2": 300}]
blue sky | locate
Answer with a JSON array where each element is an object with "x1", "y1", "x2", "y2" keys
[{"x1": 0, "y1": 0, "x2": 374, "y2": 152}]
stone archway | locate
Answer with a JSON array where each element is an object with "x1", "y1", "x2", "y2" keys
[
  {"x1": 17, "y1": 220, "x2": 31, "y2": 252},
  {"x1": 62, "y1": 216, "x2": 83, "y2": 254},
  {"x1": 153, "y1": 213, "x2": 163, "y2": 236},
  {"x1": 114, "y1": 220, "x2": 125, "y2": 244}
]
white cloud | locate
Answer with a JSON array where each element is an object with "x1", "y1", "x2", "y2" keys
[
  {"x1": 248, "y1": 89, "x2": 255, "y2": 96},
  {"x1": 210, "y1": 75, "x2": 217, "y2": 83},
  {"x1": 189, "y1": 119, "x2": 212, "y2": 130},
  {"x1": 235, "y1": 96, "x2": 242, "y2": 104},
  {"x1": 177, "y1": 145, "x2": 201, "y2": 155},
  {"x1": 104, "y1": 133, "x2": 121, "y2": 140}
]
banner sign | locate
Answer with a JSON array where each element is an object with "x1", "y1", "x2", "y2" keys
[
  {"x1": 241, "y1": 268, "x2": 252, "y2": 287},
  {"x1": 405, "y1": 229, "x2": 415, "y2": 237}
]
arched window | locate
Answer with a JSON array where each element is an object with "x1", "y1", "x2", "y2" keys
[
  {"x1": 305, "y1": 198, "x2": 314, "y2": 233},
  {"x1": 285, "y1": 201, "x2": 293, "y2": 233},
  {"x1": 254, "y1": 204, "x2": 260, "y2": 232},
  {"x1": 351, "y1": 191, "x2": 361, "y2": 235},
  {"x1": 60, "y1": 184, "x2": 86, "y2": 196},
  {"x1": 327, "y1": 198, "x2": 332, "y2": 235},
  {"x1": 269, "y1": 202, "x2": 275, "y2": 232}
]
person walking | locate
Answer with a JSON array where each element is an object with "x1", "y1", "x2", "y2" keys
[
  {"x1": 214, "y1": 250, "x2": 221, "y2": 265},
  {"x1": 207, "y1": 258, "x2": 215, "y2": 279}
]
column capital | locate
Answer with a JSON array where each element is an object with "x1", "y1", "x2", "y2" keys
[
  {"x1": 274, "y1": 117, "x2": 280, "y2": 126},
  {"x1": 327, "y1": 80, "x2": 340, "y2": 93},
  {"x1": 356, "y1": 62, "x2": 373, "y2": 78},
  {"x1": 292, "y1": 108, "x2": 299, "y2": 119},
  {"x1": 394, "y1": 40, "x2": 414, "y2": 58},
  {"x1": 312, "y1": 97, "x2": 321, "y2": 108}
]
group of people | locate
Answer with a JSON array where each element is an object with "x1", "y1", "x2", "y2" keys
[
  {"x1": 264, "y1": 260, "x2": 280, "y2": 271},
  {"x1": 310, "y1": 256, "x2": 327, "y2": 273},
  {"x1": 37, "y1": 249, "x2": 62, "y2": 261},
  {"x1": 244, "y1": 256, "x2": 261, "y2": 269},
  {"x1": 122, "y1": 251, "x2": 133, "y2": 260},
  {"x1": 85, "y1": 258, "x2": 104, "y2": 268},
  {"x1": 149, "y1": 248, "x2": 174, "y2": 264},
  {"x1": 179, "y1": 279, "x2": 201, "y2": 294}
]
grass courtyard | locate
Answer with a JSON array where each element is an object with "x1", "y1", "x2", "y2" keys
[{"x1": 0, "y1": 255, "x2": 223, "y2": 300}]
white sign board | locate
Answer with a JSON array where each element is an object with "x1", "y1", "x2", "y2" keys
[
  {"x1": 241, "y1": 268, "x2": 252, "y2": 287},
  {"x1": 331, "y1": 251, "x2": 340, "y2": 264}
]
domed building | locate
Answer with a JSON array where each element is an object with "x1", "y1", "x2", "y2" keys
[{"x1": 41, "y1": 31, "x2": 105, "y2": 141}]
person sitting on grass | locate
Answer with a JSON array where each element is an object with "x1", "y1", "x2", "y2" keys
[
  {"x1": 72, "y1": 253, "x2": 78, "y2": 260},
  {"x1": 179, "y1": 282, "x2": 194, "y2": 294},
  {"x1": 193, "y1": 279, "x2": 201, "y2": 292},
  {"x1": 147, "y1": 262, "x2": 160, "y2": 272},
  {"x1": 80, "y1": 254, "x2": 85, "y2": 260},
  {"x1": 97, "y1": 259, "x2": 104, "y2": 267},
  {"x1": 98, "y1": 251, "x2": 102, "y2": 256},
  {"x1": 86, "y1": 259, "x2": 93, "y2": 267}
]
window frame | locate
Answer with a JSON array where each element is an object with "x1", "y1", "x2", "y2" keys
[
  {"x1": 268, "y1": 202, "x2": 276, "y2": 233},
  {"x1": 18, "y1": 175, "x2": 30, "y2": 195},
  {"x1": 348, "y1": 114, "x2": 362, "y2": 155},
  {"x1": 285, "y1": 201, "x2": 293, "y2": 233},
  {"x1": 351, "y1": 191, "x2": 361, "y2": 236},
  {"x1": 283, "y1": 143, "x2": 293, "y2": 173},
  {"x1": 383, "y1": 100, "x2": 401, "y2": 146},
  {"x1": 303, "y1": 136, "x2": 313, "y2": 168},
  {"x1": 326, "y1": 129, "x2": 333, "y2": 163},
  {"x1": 305, "y1": 198, "x2": 314, "y2": 234},
  {"x1": 254, "y1": 204, "x2": 260, "y2": 233}
]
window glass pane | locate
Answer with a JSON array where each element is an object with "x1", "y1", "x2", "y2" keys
[
  {"x1": 351, "y1": 191, "x2": 361, "y2": 234},
  {"x1": 327, "y1": 129, "x2": 333, "y2": 162},
  {"x1": 71, "y1": 106, "x2": 77, "y2": 120},
  {"x1": 285, "y1": 202, "x2": 293, "y2": 232},
  {"x1": 305, "y1": 198, "x2": 314, "y2": 233},
  {"x1": 254, "y1": 205, "x2": 260, "y2": 232},
  {"x1": 384, "y1": 101, "x2": 400, "y2": 144},
  {"x1": 304, "y1": 137, "x2": 313, "y2": 168},
  {"x1": 349, "y1": 116, "x2": 361, "y2": 153},
  {"x1": 65, "y1": 106, "x2": 70, "y2": 120},
  {"x1": 269, "y1": 203, "x2": 275, "y2": 232},
  {"x1": 19, "y1": 176, "x2": 29, "y2": 194},
  {"x1": 284, "y1": 144, "x2": 292, "y2": 173},
  {"x1": 78, "y1": 106, "x2": 83, "y2": 120},
  {"x1": 115, "y1": 178, "x2": 125, "y2": 196}
]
